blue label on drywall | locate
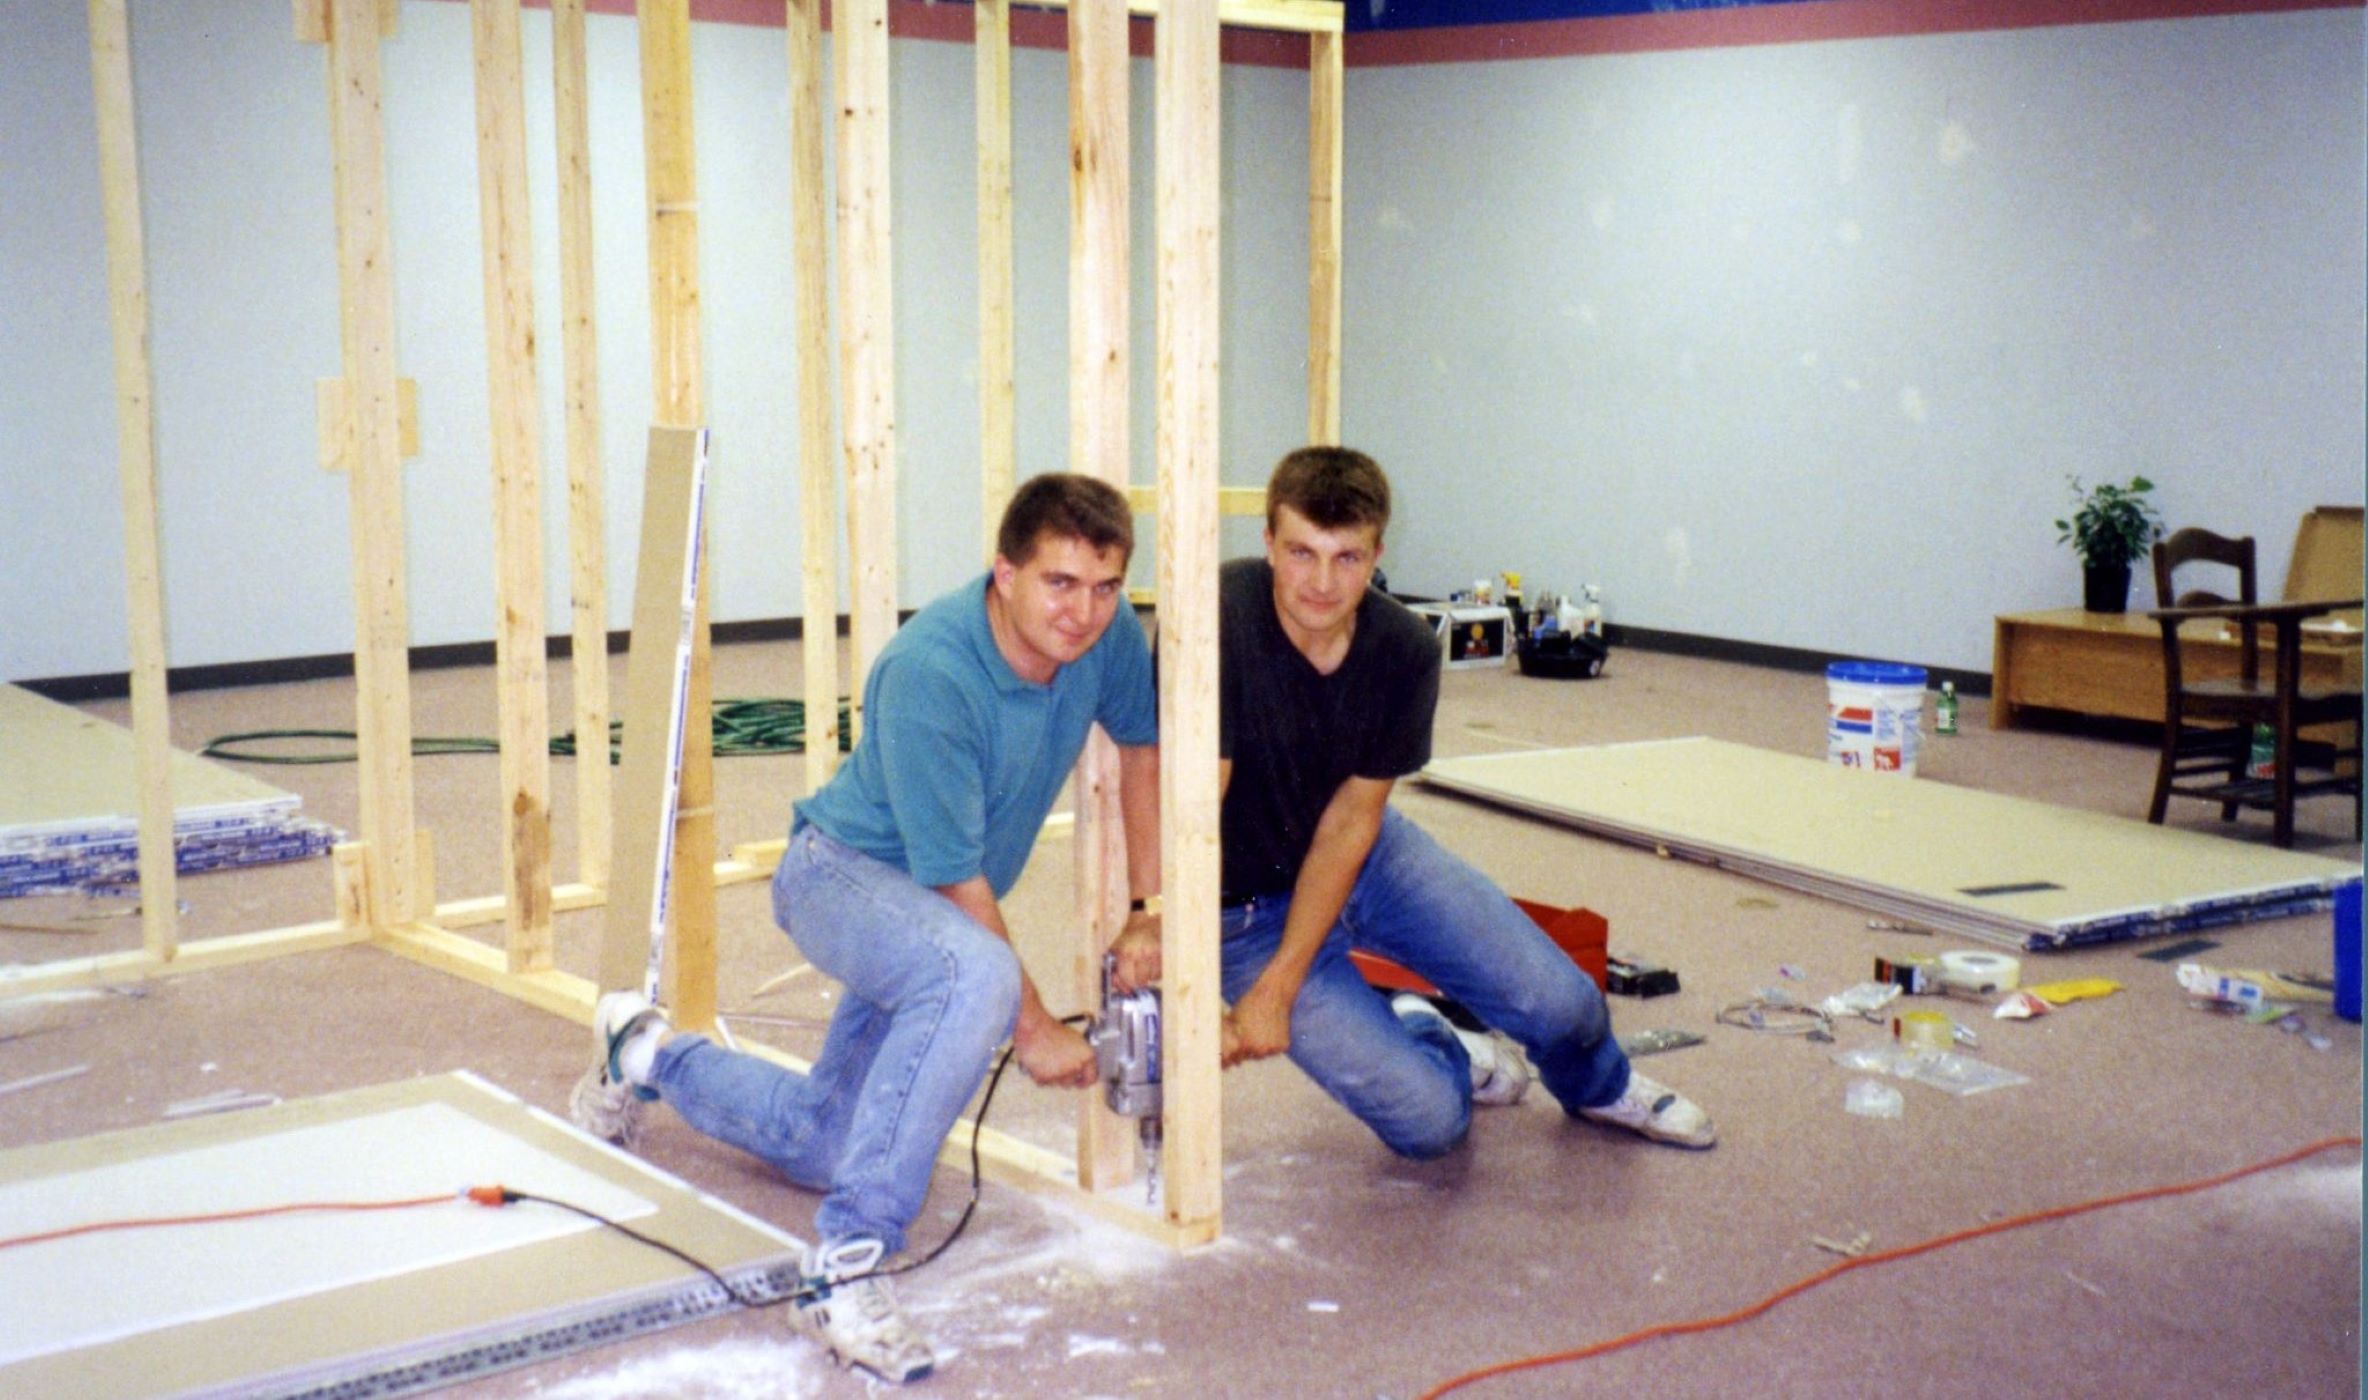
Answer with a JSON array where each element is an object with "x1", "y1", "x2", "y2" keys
[{"x1": 1350, "y1": 0, "x2": 1825, "y2": 33}]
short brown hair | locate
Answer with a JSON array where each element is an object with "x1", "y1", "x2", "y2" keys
[
  {"x1": 1266, "y1": 446, "x2": 1391, "y2": 541},
  {"x1": 996, "y1": 472, "x2": 1135, "y2": 567}
]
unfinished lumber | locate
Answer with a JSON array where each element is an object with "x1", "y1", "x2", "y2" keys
[
  {"x1": 1010, "y1": 0, "x2": 1340, "y2": 32},
  {"x1": 87, "y1": 0, "x2": 176, "y2": 961},
  {"x1": 977, "y1": 0, "x2": 1016, "y2": 560},
  {"x1": 470, "y1": 0, "x2": 554, "y2": 972},
  {"x1": 1154, "y1": 0, "x2": 1226, "y2": 1239},
  {"x1": 1069, "y1": 0, "x2": 1140, "y2": 1193},
  {"x1": 552, "y1": 0, "x2": 612, "y2": 890},
  {"x1": 838, "y1": 0, "x2": 897, "y2": 743},
  {"x1": 312, "y1": 0, "x2": 420, "y2": 929},
  {"x1": 1307, "y1": 27, "x2": 1343, "y2": 445},
  {"x1": 315, "y1": 377, "x2": 417, "y2": 470},
  {"x1": 638, "y1": 0, "x2": 718, "y2": 1030},
  {"x1": 787, "y1": 0, "x2": 841, "y2": 794}
]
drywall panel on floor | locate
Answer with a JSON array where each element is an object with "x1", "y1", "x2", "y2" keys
[
  {"x1": 1421, "y1": 738, "x2": 2357, "y2": 949},
  {"x1": 0, "y1": 1072, "x2": 800, "y2": 1400}
]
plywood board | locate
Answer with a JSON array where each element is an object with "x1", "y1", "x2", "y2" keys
[
  {"x1": 0, "y1": 1072, "x2": 798, "y2": 1400},
  {"x1": 1421, "y1": 738, "x2": 2359, "y2": 950}
]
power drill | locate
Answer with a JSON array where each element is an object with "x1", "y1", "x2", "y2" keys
[{"x1": 1089, "y1": 952, "x2": 1162, "y2": 1201}]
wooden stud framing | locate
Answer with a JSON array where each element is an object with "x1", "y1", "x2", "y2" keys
[
  {"x1": 838, "y1": 0, "x2": 898, "y2": 740},
  {"x1": 470, "y1": 0, "x2": 555, "y2": 971},
  {"x1": 80, "y1": 0, "x2": 1323, "y2": 1258},
  {"x1": 1068, "y1": 0, "x2": 1140, "y2": 1194},
  {"x1": 1154, "y1": 0, "x2": 1226, "y2": 1241},
  {"x1": 636, "y1": 0, "x2": 718, "y2": 1030},
  {"x1": 1307, "y1": 28, "x2": 1344, "y2": 445},
  {"x1": 315, "y1": 0, "x2": 420, "y2": 929},
  {"x1": 88, "y1": 0, "x2": 178, "y2": 963},
  {"x1": 787, "y1": 0, "x2": 842, "y2": 793},
  {"x1": 552, "y1": 0, "x2": 613, "y2": 890},
  {"x1": 977, "y1": 0, "x2": 1017, "y2": 561}
]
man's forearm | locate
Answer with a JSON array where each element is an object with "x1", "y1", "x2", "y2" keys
[{"x1": 1254, "y1": 802, "x2": 1382, "y2": 1006}]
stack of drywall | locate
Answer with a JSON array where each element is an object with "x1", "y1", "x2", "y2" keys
[
  {"x1": 1421, "y1": 737, "x2": 2359, "y2": 951},
  {"x1": 0, "y1": 686, "x2": 337, "y2": 897}
]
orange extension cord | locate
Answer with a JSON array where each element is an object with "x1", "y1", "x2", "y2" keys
[
  {"x1": 0, "y1": 1185, "x2": 508, "y2": 1253},
  {"x1": 1418, "y1": 1134, "x2": 2364, "y2": 1400}
]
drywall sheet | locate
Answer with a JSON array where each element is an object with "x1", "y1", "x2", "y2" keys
[
  {"x1": 0, "y1": 1072, "x2": 801, "y2": 1400},
  {"x1": 1420, "y1": 739, "x2": 2360, "y2": 950},
  {"x1": 0, "y1": 685, "x2": 336, "y2": 895}
]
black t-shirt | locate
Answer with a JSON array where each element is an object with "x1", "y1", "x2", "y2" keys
[{"x1": 1218, "y1": 557, "x2": 1441, "y2": 901}]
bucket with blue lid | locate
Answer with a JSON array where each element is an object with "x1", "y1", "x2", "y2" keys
[{"x1": 1826, "y1": 660, "x2": 1927, "y2": 777}]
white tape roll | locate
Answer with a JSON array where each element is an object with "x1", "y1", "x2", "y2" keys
[{"x1": 1938, "y1": 949, "x2": 2021, "y2": 995}]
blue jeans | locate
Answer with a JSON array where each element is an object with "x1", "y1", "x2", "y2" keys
[
  {"x1": 1221, "y1": 809, "x2": 1630, "y2": 1159},
  {"x1": 643, "y1": 824, "x2": 1021, "y2": 1256}
]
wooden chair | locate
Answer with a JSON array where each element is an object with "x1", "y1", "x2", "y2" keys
[{"x1": 2146, "y1": 526, "x2": 2363, "y2": 846}]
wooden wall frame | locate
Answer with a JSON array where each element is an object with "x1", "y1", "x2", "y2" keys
[{"x1": 54, "y1": 0, "x2": 1349, "y2": 1258}]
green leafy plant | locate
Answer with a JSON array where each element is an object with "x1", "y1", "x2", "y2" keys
[{"x1": 2054, "y1": 474, "x2": 2163, "y2": 570}]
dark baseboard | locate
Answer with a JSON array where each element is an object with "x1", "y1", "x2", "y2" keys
[
  {"x1": 16, "y1": 614, "x2": 871, "y2": 704},
  {"x1": 1604, "y1": 624, "x2": 1993, "y2": 698}
]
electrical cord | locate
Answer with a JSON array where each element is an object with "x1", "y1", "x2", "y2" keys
[
  {"x1": 200, "y1": 697, "x2": 851, "y2": 765},
  {"x1": 0, "y1": 1021, "x2": 1064, "y2": 1309},
  {"x1": 1715, "y1": 994, "x2": 1835, "y2": 1038},
  {"x1": 1415, "y1": 1133, "x2": 2366, "y2": 1399}
]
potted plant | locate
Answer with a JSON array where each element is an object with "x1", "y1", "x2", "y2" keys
[{"x1": 2054, "y1": 474, "x2": 2164, "y2": 613}]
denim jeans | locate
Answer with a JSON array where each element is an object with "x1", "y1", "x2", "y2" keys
[
  {"x1": 644, "y1": 824, "x2": 1021, "y2": 1255},
  {"x1": 1221, "y1": 808, "x2": 1630, "y2": 1159}
]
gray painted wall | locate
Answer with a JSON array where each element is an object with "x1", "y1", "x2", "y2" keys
[
  {"x1": 6, "y1": 4, "x2": 2362, "y2": 682},
  {"x1": 1343, "y1": 9, "x2": 2366, "y2": 671}
]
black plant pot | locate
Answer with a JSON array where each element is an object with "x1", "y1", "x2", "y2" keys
[{"x1": 2082, "y1": 561, "x2": 2133, "y2": 613}]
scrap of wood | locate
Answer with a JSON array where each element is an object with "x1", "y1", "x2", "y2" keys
[
  {"x1": 1811, "y1": 1230, "x2": 1873, "y2": 1258},
  {"x1": 0, "y1": 920, "x2": 98, "y2": 935},
  {"x1": 0, "y1": 1064, "x2": 91, "y2": 1098}
]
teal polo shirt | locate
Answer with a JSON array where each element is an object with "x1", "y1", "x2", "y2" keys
[{"x1": 793, "y1": 574, "x2": 1157, "y2": 898}]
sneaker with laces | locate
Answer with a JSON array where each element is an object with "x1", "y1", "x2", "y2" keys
[
  {"x1": 1391, "y1": 993, "x2": 1532, "y2": 1107},
  {"x1": 567, "y1": 990, "x2": 666, "y2": 1148},
  {"x1": 1576, "y1": 1070, "x2": 1716, "y2": 1148},
  {"x1": 795, "y1": 1236, "x2": 938, "y2": 1384}
]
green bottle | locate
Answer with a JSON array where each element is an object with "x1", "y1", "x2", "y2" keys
[{"x1": 1935, "y1": 681, "x2": 1959, "y2": 736}]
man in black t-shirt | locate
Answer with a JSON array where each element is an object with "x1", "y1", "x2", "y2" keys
[{"x1": 1208, "y1": 446, "x2": 1714, "y2": 1158}]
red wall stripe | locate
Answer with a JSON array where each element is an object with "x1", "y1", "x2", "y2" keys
[{"x1": 1342, "y1": 0, "x2": 2361, "y2": 67}]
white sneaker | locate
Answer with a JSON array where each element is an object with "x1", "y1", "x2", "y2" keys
[
  {"x1": 1391, "y1": 993, "x2": 1532, "y2": 1107},
  {"x1": 1577, "y1": 1070, "x2": 1716, "y2": 1149},
  {"x1": 795, "y1": 1236, "x2": 938, "y2": 1384},
  {"x1": 567, "y1": 990, "x2": 666, "y2": 1148}
]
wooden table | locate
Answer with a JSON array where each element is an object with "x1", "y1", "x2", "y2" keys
[{"x1": 1991, "y1": 606, "x2": 2363, "y2": 729}]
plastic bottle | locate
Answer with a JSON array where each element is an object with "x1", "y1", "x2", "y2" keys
[
  {"x1": 1935, "y1": 681, "x2": 1959, "y2": 736},
  {"x1": 2248, "y1": 723, "x2": 2275, "y2": 779},
  {"x1": 1580, "y1": 584, "x2": 1604, "y2": 639}
]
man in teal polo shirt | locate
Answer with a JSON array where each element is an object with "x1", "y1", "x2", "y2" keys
[{"x1": 569, "y1": 473, "x2": 1161, "y2": 1385}]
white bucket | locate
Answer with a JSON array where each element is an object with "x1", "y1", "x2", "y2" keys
[{"x1": 1826, "y1": 661, "x2": 1926, "y2": 776}]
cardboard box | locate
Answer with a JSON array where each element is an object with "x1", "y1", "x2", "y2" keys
[{"x1": 1410, "y1": 603, "x2": 1511, "y2": 670}]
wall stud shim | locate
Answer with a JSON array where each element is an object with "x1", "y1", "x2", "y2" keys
[
  {"x1": 838, "y1": 0, "x2": 897, "y2": 743},
  {"x1": 788, "y1": 0, "x2": 841, "y2": 794},
  {"x1": 470, "y1": 0, "x2": 555, "y2": 972},
  {"x1": 1154, "y1": 0, "x2": 1226, "y2": 1243},
  {"x1": 87, "y1": 0, "x2": 178, "y2": 961},
  {"x1": 1069, "y1": 0, "x2": 1140, "y2": 1195},
  {"x1": 552, "y1": 0, "x2": 613, "y2": 891}
]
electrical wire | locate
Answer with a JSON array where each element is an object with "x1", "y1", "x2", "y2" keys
[
  {"x1": 201, "y1": 697, "x2": 851, "y2": 766},
  {"x1": 0, "y1": 1030, "x2": 1049, "y2": 1309},
  {"x1": 1414, "y1": 1133, "x2": 2365, "y2": 1400},
  {"x1": 0, "y1": 1190, "x2": 475, "y2": 1253}
]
